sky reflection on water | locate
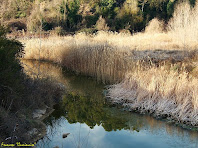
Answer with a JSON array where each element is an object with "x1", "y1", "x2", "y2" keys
[
  {"x1": 21, "y1": 60, "x2": 198, "y2": 148},
  {"x1": 36, "y1": 117, "x2": 198, "y2": 148}
]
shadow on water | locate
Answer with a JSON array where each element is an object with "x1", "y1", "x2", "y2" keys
[{"x1": 21, "y1": 60, "x2": 198, "y2": 148}]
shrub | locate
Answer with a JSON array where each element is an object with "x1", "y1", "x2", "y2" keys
[
  {"x1": 0, "y1": 25, "x2": 24, "y2": 112},
  {"x1": 0, "y1": 25, "x2": 23, "y2": 79},
  {"x1": 27, "y1": 3, "x2": 43, "y2": 32},
  {"x1": 167, "y1": 0, "x2": 176, "y2": 17},
  {"x1": 7, "y1": 20, "x2": 27, "y2": 32},
  {"x1": 51, "y1": 26, "x2": 65, "y2": 36},
  {"x1": 168, "y1": 1, "x2": 198, "y2": 44},
  {"x1": 116, "y1": 0, "x2": 144, "y2": 32},
  {"x1": 95, "y1": 0, "x2": 117, "y2": 19},
  {"x1": 27, "y1": 1, "x2": 61, "y2": 32},
  {"x1": 59, "y1": 0, "x2": 82, "y2": 30},
  {"x1": 84, "y1": 15, "x2": 99, "y2": 28},
  {"x1": 0, "y1": 0, "x2": 32, "y2": 21},
  {"x1": 95, "y1": 16, "x2": 109, "y2": 31},
  {"x1": 0, "y1": 25, "x2": 64, "y2": 142},
  {"x1": 145, "y1": 18, "x2": 165, "y2": 33}
]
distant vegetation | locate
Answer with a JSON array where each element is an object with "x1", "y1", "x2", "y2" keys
[{"x1": 0, "y1": 0, "x2": 196, "y2": 34}]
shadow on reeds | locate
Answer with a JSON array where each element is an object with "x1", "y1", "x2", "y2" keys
[{"x1": 21, "y1": 35, "x2": 198, "y2": 84}]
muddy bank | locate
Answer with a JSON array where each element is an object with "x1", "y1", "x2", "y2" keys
[
  {"x1": 28, "y1": 107, "x2": 55, "y2": 143},
  {"x1": 0, "y1": 78, "x2": 64, "y2": 145}
]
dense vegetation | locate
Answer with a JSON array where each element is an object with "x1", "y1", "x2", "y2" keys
[
  {"x1": 1, "y1": 0, "x2": 198, "y2": 143},
  {"x1": 0, "y1": 26, "x2": 63, "y2": 143},
  {"x1": 0, "y1": 26, "x2": 24, "y2": 111},
  {"x1": 0, "y1": 0, "x2": 196, "y2": 34}
]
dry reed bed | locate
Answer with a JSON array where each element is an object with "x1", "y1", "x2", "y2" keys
[
  {"x1": 107, "y1": 66, "x2": 198, "y2": 126},
  {"x1": 21, "y1": 30, "x2": 197, "y2": 83},
  {"x1": 21, "y1": 1, "x2": 198, "y2": 126},
  {"x1": 21, "y1": 32, "x2": 198, "y2": 126}
]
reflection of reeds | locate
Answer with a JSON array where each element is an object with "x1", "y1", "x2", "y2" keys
[
  {"x1": 20, "y1": 60, "x2": 69, "y2": 86},
  {"x1": 21, "y1": 60, "x2": 105, "y2": 98},
  {"x1": 134, "y1": 113, "x2": 198, "y2": 142}
]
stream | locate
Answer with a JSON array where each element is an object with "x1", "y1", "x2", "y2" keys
[{"x1": 21, "y1": 60, "x2": 198, "y2": 148}]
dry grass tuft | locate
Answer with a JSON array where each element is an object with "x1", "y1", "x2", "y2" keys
[
  {"x1": 107, "y1": 65, "x2": 198, "y2": 125},
  {"x1": 168, "y1": 1, "x2": 198, "y2": 47},
  {"x1": 145, "y1": 18, "x2": 165, "y2": 34},
  {"x1": 96, "y1": 16, "x2": 110, "y2": 31}
]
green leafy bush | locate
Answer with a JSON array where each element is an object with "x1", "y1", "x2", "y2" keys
[
  {"x1": 59, "y1": 0, "x2": 82, "y2": 30},
  {"x1": 85, "y1": 15, "x2": 99, "y2": 28},
  {"x1": 96, "y1": 0, "x2": 117, "y2": 19},
  {"x1": 0, "y1": 26, "x2": 24, "y2": 88}
]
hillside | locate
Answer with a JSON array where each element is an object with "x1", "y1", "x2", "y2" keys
[{"x1": 1, "y1": 0, "x2": 194, "y2": 34}]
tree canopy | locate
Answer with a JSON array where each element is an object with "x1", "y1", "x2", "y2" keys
[{"x1": 0, "y1": 0, "x2": 196, "y2": 33}]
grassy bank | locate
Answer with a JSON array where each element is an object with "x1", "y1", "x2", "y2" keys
[
  {"x1": 21, "y1": 2, "x2": 198, "y2": 127},
  {"x1": 107, "y1": 66, "x2": 198, "y2": 125},
  {"x1": 21, "y1": 31, "x2": 198, "y2": 126}
]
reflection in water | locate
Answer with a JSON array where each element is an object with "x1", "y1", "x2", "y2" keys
[{"x1": 21, "y1": 60, "x2": 198, "y2": 148}]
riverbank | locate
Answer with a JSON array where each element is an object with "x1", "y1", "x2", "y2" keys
[
  {"x1": 107, "y1": 65, "x2": 198, "y2": 126},
  {"x1": 28, "y1": 60, "x2": 197, "y2": 148},
  {"x1": 0, "y1": 77, "x2": 64, "y2": 144},
  {"x1": 19, "y1": 29, "x2": 198, "y2": 128}
]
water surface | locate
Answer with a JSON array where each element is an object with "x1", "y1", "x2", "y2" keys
[{"x1": 21, "y1": 60, "x2": 198, "y2": 148}]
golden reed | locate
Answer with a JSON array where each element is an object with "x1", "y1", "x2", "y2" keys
[{"x1": 21, "y1": 1, "x2": 198, "y2": 126}]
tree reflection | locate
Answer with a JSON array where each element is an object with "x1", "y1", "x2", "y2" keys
[
  {"x1": 61, "y1": 93, "x2": 130, "y2": 131},
  {"x1": 22, "y1": 60, "x2": 198, "y2": 143}
]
